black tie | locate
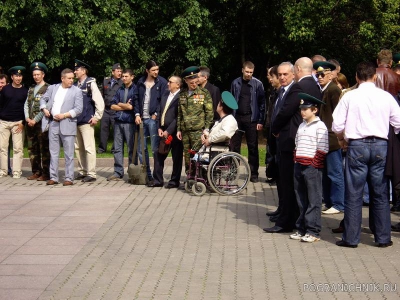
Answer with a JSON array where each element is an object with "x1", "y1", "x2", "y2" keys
[{"x1": 271, "y1": 87, "x2": 285, "y2": 125}]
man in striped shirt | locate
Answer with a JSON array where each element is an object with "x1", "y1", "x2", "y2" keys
[{"x1": 290, "y1": 93, "x2": 328, "y2": 243}]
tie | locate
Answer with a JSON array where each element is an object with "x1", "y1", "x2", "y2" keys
[
  {"x1": 271, "y1": 87, "x2": 285, "y2": 125},
  {"x1": 161, "y1": 93, "x2": 174, "y2": 126}
]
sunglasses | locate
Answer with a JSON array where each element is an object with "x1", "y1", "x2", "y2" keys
[{"x1": 316, "y1": 72, "x2": 326, "y2": 78}]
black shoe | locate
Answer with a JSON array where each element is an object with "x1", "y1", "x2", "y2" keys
[
  {"x1": 147, "y1": 182, "x2": 163, "y2": 187},
  {"x1": 390, "y1": 202, "x2": 400, "y2": 212},
  {"x1": 266, "y1": 209, "x2": 280, "y2": 217},
  {"x1": 82, "y1": 176, "x2": 96, "y2": 183},
  {"x1": 250, "y1": 177, "x2": 259, "y2": 183},
  {"x1": 377, "y1": 241, "x2": 393, "y2": 248},
  {"x1": 96, "y1": 149, "x2": 105, "y2": 154},
  {"x1": 332, "y1": 226, "x2": 344, "y2": 234},
  {"x1": 363, "y1": 201, "x2": 369, "y2": 207},
  {"x1": 75, "y1": 174, "x2": 85, "y2": 180},
  {"x1": 165, "y1": 183, "x2": 179, "y2": 189},
  {"x1": 336, "y1": 240, "x2": 357, "y2": 248},
  {"x1": 265, "y1": 178, "x2": 276, "y2": 184},
  {"x1": 263, "y1": 226, "x2": 292, "y2": 233},
  {"x1": 391, "y1": 223, "x2": 400, "y2": 232},
  {"x1": 269, "y1": 215, "x2": 279, "y2": 223}
]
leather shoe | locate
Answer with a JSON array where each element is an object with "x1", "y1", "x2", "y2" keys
[
  {"x1": 336, "y1": 240, "x2": 357, "y2": 248},
  {"x1": 63, "y1": 181, "x2": 73, "y2": 186},
  {"x1": 263, "y1": 226, "x2": 292, "y2": 233},
  {"x1": 46, "y1": 180, "x2": 59, "y2": 185},
  {"x1": 165, "y1": 183, "x2": 179, "y2": 189},
  {"x1": 27, "y1": 174, "x2": 40, "y2": 180},
  {"x1": 37, "y1": 175, "x2": 49, "y2": 181},
  {"x1": 377, "y1": 241, "x2": 393, "y2": 248},
  {"x1": 147, "y1": 182, "x2": 163, "y2": 187},
  {"x1": 75, "y1": 174, "x2": 85, "y2": 180},
  {"x1": 269, "y1": 215, "x2": 279, "y2": 222},
  {"x1": 390, "y1": 201, "x2": 400, "y2": 212},
  {"x1": 82, "y1": 176, "x2": 96, "y2": 183},
  {"x1": 266, "y1": 209, "x2": 280, "y2": 217},
  {"x1": 250, "y1": 177, "x2": 259, "y2": 183},
  {"x1": 391, "y1": 223, "x2": 400, "y2": 232},
  {"x1": 332, "y1": 226, "x2": 344, "y2": 234}
]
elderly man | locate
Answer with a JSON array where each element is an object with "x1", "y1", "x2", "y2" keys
[
  {"x1": 333, "y1": 61, "x2": 400, "y2": 248},
  {"x1": 74, "y1": 59, "x2": 104, "y2": 183},
  {"x1": 24, "y1": 62, "x2": 51, "y2": 181},
  {"x1": 40, "y1": 69, "x2": 83, "y2": 186},
  {"x1": 197, "y1": 66, "x2": 221, "y2": 121}
]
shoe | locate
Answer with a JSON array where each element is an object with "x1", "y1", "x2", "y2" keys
[
  {"x1": 332, "y1": 226, "x2": 344, "y2": 234},
  {"x1": 290, "y1": 232, "x2": 304, "y2": 240},
  {"x1": 263, "y1": 226, "x2": 293, "y2": 233},
  {"x1": 265, "y1": 178, "x2": 275, "y2": 184},
  {"x1": 269, "y1": 215, "x2": 279, "y2": 222},
  {"x1": 147, "y1": 182, "x2": 163, "y2": 187},
  {"x1": 75, "y1": 174, "x2": 86, "y2": 180},
  {"x1": 390, "y1": 202, "x2": 400, "y2": 212},
  {"x1": 96, "y1": 149, "x2": 105, "y2": 154},
  {"x1": 266, "y1": 209, "x2": 280, "y2": 217},
  {"x1": 322, "y1": 207, "x2": 342, "y2": 214},
  {"x1": 363, "y1": 202, "x2": 370, "y2": 207},
  {"x1": 46, "y1": 180, "x2": 59, "y2": 185},
  {"x1": 107, "y1": 175, "x2": 122, "y2": 181},
  {"x1": 0, "y1": 171, "x2": 8, "y2": 178},
  {"x1": 82, "y1": 176, "x2": 96, "y2": 183},
  {"x1": 336, "y1": 240, "x2": 357, "y2": 248},
  {"x1": 321, "y1": 205, "x2": 329, "y2": 211},
  {"x1": 13, "y1": 172, "x2": 21, "y2": 179},
  {"x1": 63, "y1": 181, "x2": 73, "y2": 186},
  {"x1": 37, "y1": 175, "x2": 49, "y2": 181},
  {"x1": 250, "y1": 177, "x2": 259, "y2": 183},
  {"x1": 301, "y1": 234, "x2": 320, "y2": 243},
  {"x1": 391, "y1": 223, "x2": 400, "y2": 232},
  {"x1": 165, "y1": 183, "x2": 179, "y2": 189},
  {"x1": 27, "y1": 174, "x2": 40, "y2": 180},
  {"x1": 377, "y1": 241, "x2": 393, "y2": 248}
]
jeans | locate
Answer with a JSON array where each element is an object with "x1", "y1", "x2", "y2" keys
[
  {"x1": 343, "y1": 138, "x2": 391, "y2": 245},
  {"x1": 294, "y1": 164, "x2": 323, "y2": 237},
  {"x1": 322, "y1": 149, "x2": 345, "y2": 211},
  {"x1": 363, "y1": 183, "x2": 369, "y2": 203},
  {"x1": 138, "y1": 118, "x2": 159, "y2": 179},
  {"x1": 113, "y1": 122, "x2": 135, "y2": 177}
]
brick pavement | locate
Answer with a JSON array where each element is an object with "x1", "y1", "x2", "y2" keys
[{"x1": 0, "y1": 161, "x2": 399, "y2": 300}]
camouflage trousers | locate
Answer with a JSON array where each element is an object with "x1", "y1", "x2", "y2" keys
[
  {"x1": 26, "y1": 123, "x2": 50, "y2": 177},
  {"x1": 182, "y1": 130, "x2": 202, "y2": 172}
]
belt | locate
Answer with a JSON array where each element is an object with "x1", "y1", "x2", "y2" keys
[{"x1": 350, "y1": 136, "x2": 386, "y2": 141}]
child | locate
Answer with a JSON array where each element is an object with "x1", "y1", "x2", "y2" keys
[{"x1": 290, "y1": 93, "x2": 329, "y2": 243}]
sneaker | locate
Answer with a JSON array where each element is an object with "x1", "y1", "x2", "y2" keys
[
  {"x1": 0, "y1": 171, "x2": 8, "y2": 178},
  {"x1": 13, "y1": 172, "x2": 21, "y2": 179},
  {"x1": 107, "y1": 175, "x2": 122, "y2": 181},
  {"x1": 290, "y1": 232, "x2": 304, "y2": 240},
  {"x1": 301, "y1": 234, "x2": 320, "y2": 243},
  {"x1": 322, "y1": 207, "x2": 342, "y2": 214}
]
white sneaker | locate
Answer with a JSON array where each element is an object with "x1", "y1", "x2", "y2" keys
[
  {"x1": 0, "y1": 171, "x2": 7, "y2": 178},
  {"x1": 12, "y1": 172, "x2": 21, "y2": 179},
  {"x1": 290, "y1": 232, "x2": 304, "y2": 240},
  {"x1": 322, "y1": 207, "x2": 342, "y2": 214},
  {"x1": 301, "y1": 234, "x2": 320, "y2": 243}
]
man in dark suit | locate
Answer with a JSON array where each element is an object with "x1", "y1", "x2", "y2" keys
[
  {"x1": 198, "y1": 66, "x2": 222, "y2": 121},
  {"x1": 264, "y1": 58, "x2": 322, "y2": 233},
  {"x1": 40, "y1": 68, "x2": 83, "y2": 186},
  {"x1": 152, "y1": 76, "x2": 183, "y2": 188}
]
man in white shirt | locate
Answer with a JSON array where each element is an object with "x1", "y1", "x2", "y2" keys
[{"x1": 332, "y1": 61, "x2": 400, "y2": 248}]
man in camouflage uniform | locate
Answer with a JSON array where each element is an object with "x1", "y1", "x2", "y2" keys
[
  {"x1": 177, "y1": 66, "x2": 214, "y2": 172},
  {"x1": 24, "y1": 62, "x2": 50, "y2": 181}
]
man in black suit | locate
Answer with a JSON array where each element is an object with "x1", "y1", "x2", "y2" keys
[
  {"x1": 264, "y1": 58, "x2": 322, "y2": 233},
  {"x1": 152, "y1": 76, "x2": 183, "y2": 188},
  {"x1": 198, "y1": 66, "x2": 222, "y2": 121}
]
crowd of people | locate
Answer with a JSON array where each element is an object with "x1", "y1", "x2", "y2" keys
[{"x1": 1, "y1": 49, "x2": 400, "y2": 248}]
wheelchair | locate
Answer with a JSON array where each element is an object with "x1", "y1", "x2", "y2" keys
[{"x1": 184, "y1": 144, "x2": 251, "y2": 196}]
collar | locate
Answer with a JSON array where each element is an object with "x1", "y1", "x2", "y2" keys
[
  {"x1": 303, "y1": 116, "x2": 321, "y2": 125},
  {"x1": 321, "y1": 81, "x2": 332, "y2": 92},
  {"x1": 298, "y1": 75, "x2": 312, "y2": 82}
]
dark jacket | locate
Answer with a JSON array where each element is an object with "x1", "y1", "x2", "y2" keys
[
  {"x1": 271, "y1": 76, "x2": 321, "y2": 152},
  {"x1": 204, "y1": 82, "x2": 222, "y2": 121},
  {"x1": 111, "y1": 83, "x2": 136, "y2": 123},
  {"x1": 75, "y1": 77, "x2": 95, "y2": 125},
  {"x1": 375, "y1": 65, "x2": 400, "y2": 97},
  {"x1": 230, "y1": 77, "x2": 266, "y2": 124},
  {"x1": 158, "y1": 90, "x2": 180, "y2": 135},
  {"x1": 102, "y1": 77, "x2": 123, "y2": 108},
  {"x1": 133, "y1": 75, "x2": 168, "y2": 117}
]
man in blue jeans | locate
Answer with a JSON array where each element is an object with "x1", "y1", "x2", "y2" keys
[
  {"x1": 332, "y1": 61, "x2": 400, "y2": 248},
  {"x1": 133, "y1": 61, "x2": 167, "y2": 186}
]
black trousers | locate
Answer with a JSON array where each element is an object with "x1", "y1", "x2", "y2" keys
[
  {"x1": 153, "y1": 134, "x2": 183, "y2": 185},
  {"x1": 98, "y1": 108, "x2": 115, "y2": 153},
  {"x1": 275, "y1": 151, "x2": 299, "y2": 230},
  {"x1": 230, "y1": 114, "x2": 259, "y2": 177}
]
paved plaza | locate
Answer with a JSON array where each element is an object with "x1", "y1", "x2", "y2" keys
[{"x1": 0, "y1": 160, "x2": 399, "y2": 300}]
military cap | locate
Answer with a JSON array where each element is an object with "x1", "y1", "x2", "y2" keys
[
  {"x1": 298, "y1": 92, "x2": 325, "y2": 108},
  {"x1": 74, "y1": 59, "x2": 91, "y2": 70},
  {"x1": 313, "y1": 61, "x2": 336, "y2": 73},
  {"x1": 30, "y1": 62, "x2": 48, "y2": 73},
  {"x1": 112, "y1": 63, "x2": 122, "y2": 70},
  {"x1": 393, "y1": 53, "x2": 400, "y2": 66},
  {"x1": 221, "y1": 91, "x2": 238, "y2": 110},
  {"x1": 8, "y1": 66, "x2": 26, "y2": 75},
  {"x1": 182, "y1": 66, "x2": 200, "y2": 79}
]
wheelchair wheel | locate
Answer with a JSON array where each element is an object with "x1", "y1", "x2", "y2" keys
[
  {"x1": 185, "y1": 180, "x2": 195, "y2": 193},
  {"x1": 192, "y1": 182, "x2": 207, "y2": 196},
  {"x1": 207, "y1": 152, "x2": 250, "y2": 195}
]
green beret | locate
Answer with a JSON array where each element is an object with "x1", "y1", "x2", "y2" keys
[
  {"x1": 298, "y1": 92, "x2": 325, "y2": 108},
  {"x1": 221, "y1": 91, "x2": 238, "y2": 110},
  {"x1": 8, "y1": 66, "x2": 26, "y2": 75},
  {"x1": 393, "y1": 53, "x2": 400, "y2": 66},
  {"x1": 313, "y1": 61, "x2": 336, "y2": 72},
  {"x1": 74, "y1": 59, "x2": 91, "y2": 70},
  {"x1": 182, "y1": 66, "x2": 200, "y2": 79},
  {"x1": 30, "y1": 62, "x2": 48, "y2": 73}
]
